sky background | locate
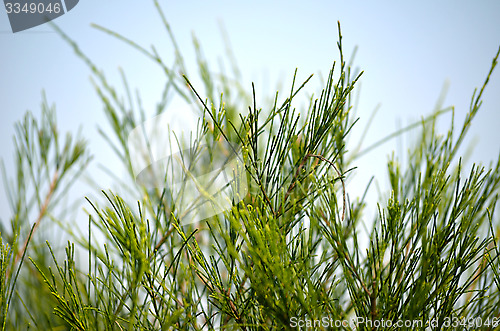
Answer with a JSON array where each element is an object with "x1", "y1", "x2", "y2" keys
[{"x1": 1, "y1": 1, "x2": 500, "y2": 232}]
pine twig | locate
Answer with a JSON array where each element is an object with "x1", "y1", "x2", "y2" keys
[{"x1": 278, "y1": 153, "x2": 346, "y2": 223}]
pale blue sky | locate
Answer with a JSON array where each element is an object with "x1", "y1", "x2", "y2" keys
[{"x1": 1, "y1": 1, "x2": 499, "y2": 226}]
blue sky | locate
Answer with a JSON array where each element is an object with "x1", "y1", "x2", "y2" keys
[{"x1": 1, "y1": 1, "x2": 499, "y2": 226}]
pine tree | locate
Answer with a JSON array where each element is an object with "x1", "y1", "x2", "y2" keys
[{"x1": 1, "y1": 2, "x2": 500, "y2": 330}]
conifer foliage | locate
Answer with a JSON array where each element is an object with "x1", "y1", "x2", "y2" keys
[{"x1": 1, "y1": 2, "x2": 500, "y2": 330}]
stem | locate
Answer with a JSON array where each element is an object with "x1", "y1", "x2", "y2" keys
[
  {"x1": 13, "y1": 170, "x2": 59, "y2": 268},
  {"x1": 278, "y1": 153, "x2": 346, "y2": 223},
  {"x1": 308, "y1": 154, "x2": 346, "y2": 224}
]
